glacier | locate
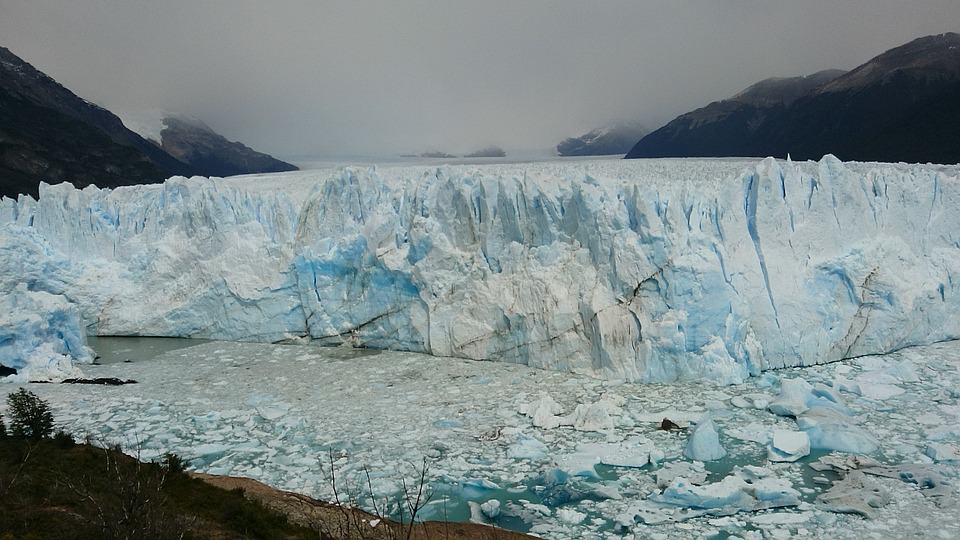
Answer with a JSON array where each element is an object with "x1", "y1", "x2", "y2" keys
[
  {"x1": 1, "y1": 155, "x2": 959, "y2": 383},
  {"x1": 0, "y1": 284, "x2": 91, "y2": 381}
]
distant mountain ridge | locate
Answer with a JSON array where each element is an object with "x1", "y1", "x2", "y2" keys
[
  {"x1": 627, "y1": 33, "x2": 960, "y2": 164},
  {"x1": 0, "y1": 46, "x2": 296, "y2": 199},
  {"x1": 157, "y1": 116, "x2": 297, "y2": 178},
  {"x1": 464, "y1": 146, "x2": 506, "y2": 158},
  {"x1": 557, "y1": 123, "x2": 647, "y2": 156}
]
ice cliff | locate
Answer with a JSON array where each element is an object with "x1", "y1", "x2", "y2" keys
[{"x1": 2, "y1": 156, "x2": 958, "y2": 383}]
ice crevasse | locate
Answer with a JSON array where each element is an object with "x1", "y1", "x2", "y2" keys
[{"x1": 1, "y1": 155, "x2": 959, "y2": 383}]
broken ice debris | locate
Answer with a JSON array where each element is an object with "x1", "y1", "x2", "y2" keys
[
  {"x1": 620, "y1": 466, "x2": 800, "y2": 526},
  {"x1": 925, "y1": 442, "x2": 960, "y2": 463},
  {"x1": 816, "y1": 470, "x2": 890, "y2": 518},
  {"x1": 767, "y1": 379, "x2": 849, "y2": 417}
]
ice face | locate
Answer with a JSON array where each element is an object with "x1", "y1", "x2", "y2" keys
[
  {"x1": 2, "y1": 156, "x2": 959, "y2": 382},
  {"x1": 0, "y1": 284, "x2": 92, "y2": 381}
]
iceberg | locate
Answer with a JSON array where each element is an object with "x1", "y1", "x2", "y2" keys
[
  {"x1": 683, "y1": 418, "x2": 727, "y2": 461},
  {"x1": 767, "y1": 430, "x2": 810, "y2": 462},
  {"x1": 3, "y1": 156, "x2": 959, "y2": 382}
]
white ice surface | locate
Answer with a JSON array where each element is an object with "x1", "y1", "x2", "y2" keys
[
  {"x1": 6, "y1": 337, "x2": 957, "y2": 539},
  {"x1": 3, "y1": 156, "x2": 960, "y2": 383},
  {"x1": 0, "y1": 284, "x2": 92, "y2": 381}
]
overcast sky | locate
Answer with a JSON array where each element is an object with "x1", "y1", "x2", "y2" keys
[{"x1": 2, "y1": 1, "x2": 959, "y2": 158}]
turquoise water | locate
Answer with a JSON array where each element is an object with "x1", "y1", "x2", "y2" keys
[{"x1": 87, "y1": 336, "x2": 212, "y2": 364}]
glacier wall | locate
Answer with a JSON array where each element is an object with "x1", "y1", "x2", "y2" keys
[
  {"x1": 2, "y1": 156, "x2": 959, "y2": 383},
  {"x1": 0, "y1": 284, "x2": 92, "y2": 381}
]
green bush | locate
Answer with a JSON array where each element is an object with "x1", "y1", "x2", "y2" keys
[
  {"x1": 52, "y1": 430, "x2": 75, "y2": 448},
  {"x1": 6, "y1": 389, "x2": 55, "y2": 439},
  {"x1": 0, "y1": 412, "x2": 6, "y2": 438},
  {"x1": 160, "y1": 452, "x2": 187, "y2": 475}
]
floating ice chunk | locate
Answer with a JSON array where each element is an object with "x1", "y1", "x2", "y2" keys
[
  {"x1": 809, "y1": 453, "x2": 880, "y2": 473},
  {"x1": 562, "y1": 393, "x2": 625, "y2": 432},
  {"x1": 684, "y1": 418, "x2": 727, "y2": 461},
  {"x1": 767, "y1": 379, "x2": 815, "y2": 417},
  {"x1": 856, "y1": 382, "x2": 905, "y2": 400},
  {"x1": 460, "y1": 478, "x2": 501, "y2": 499},
  {"x1": 507, "y1": 434, "x2": 549, "y2": 460},
  {"x1": 768, "y1": 379, "x2": 850, "y2": 417},
  {"x1": 797, "y1": 408, "x2": 879, "y2": 454},
  {"x1": 816, "y1": 470, "x2": 889, "y2": 518},
  {"x1": 519, "y1": 393, "x2": 563, "y2": 417},
  {"x1": 565, "y1": 403, "x2": 615, "y2": 432},
  {"x1": 519, "y1": 393, "x2": 566, "y2": 429},
  {"x1": 865, "y1": 464, "x2": 954, "y2": 499},
  {"x1": 467, "y1": 501, "x2": 489, "y2": 524},
  {"x1": 557, "y1": 507, "x2": 586, "y2": 524},
  {"x1": 731, "y1": 396, "x2": 753, "y2": 409},
  {"x1": 767, "y1": 430, "x2": 811, "y2": 462},
  {"x1": 256, "y1": 405, "x2": 289, "y2": 420},
  {"x1": 924, "y1": 442, "x2": 960, "y2": 463},
  {"x1": 833, "y1": 376, "x2": 862, "y2": 396},
  {"x1": 750, "y1": 511, "x2": 813, "y2": 525},
  {"x1": 858, "y1": 359, "x2": 920, "y2": 384},
  {"x1": 559, "y1": 437, "x2": 657, "y2": 477},
  {"x1": 641, "y1": 467, "x2": 799, "y2": 522},
  {"x1": 656, "y1": 461, "x2": 708, "y2": 490},
  {"x1": 480, "y1": 499, "x2": 501, "y2": 519},
  {"x1": 184, "y1": 443, "x2": 231, "y2": 466},
  {"x1": 925, "y1": 424, "x2": 960, "y2": 442},
  {"x1": 727, "y1": 422, "x2": 773, "y2": 444}
]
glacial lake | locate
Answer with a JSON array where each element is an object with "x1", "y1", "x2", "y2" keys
[{"x1": 23, "y1": 336, "x2": 960, "y2": 539}]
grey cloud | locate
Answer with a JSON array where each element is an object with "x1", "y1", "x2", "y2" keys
[{"x1": 2, "y1": 0, "x2": 959, "y2": 158}]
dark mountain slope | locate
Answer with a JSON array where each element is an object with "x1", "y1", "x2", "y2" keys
[
  {"x1": 557, "y1": 123, "x2": 648, "y2": 156},
  {"x1": 625, "y1": 70, "x2": 847, "y2": 159},
  {"x1": 1, "y1": 46, "x2": 298, "y2": 199},
  {"x1": 0, "y1": 90, "x2": 170, "y2": 199},
  {"x1": 158, "y1": 116, "x2": 297, "y2": 178},
  {"x1": 0, "y1": 46, "x2": 192, "y2": 181},
  {"x1": 627, "y1": 33, "x2": 960, "y2": 164}
]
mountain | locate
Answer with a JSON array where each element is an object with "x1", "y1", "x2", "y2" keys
[
  {"x1": 0, "y1": 46, "x2": 189, "y2": 198},
  {"x1": 625, "y1": 70, "x2": 846, "y2": 160},
  {"x1": 557, "y1": 122, "x2": 647, "y2": 156},
  {"x1": 464, "y1": 146, "x2": 506, "y2": 158},
  {"x1": 627, "y1": 33, "x2": 960, "y2": 164},
  {"x1": 155, "y1": 116, "x2": 297, "y2": 178},
  {"x1": 0, "y1": 46, "x2": 297, "y2": 199}
]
